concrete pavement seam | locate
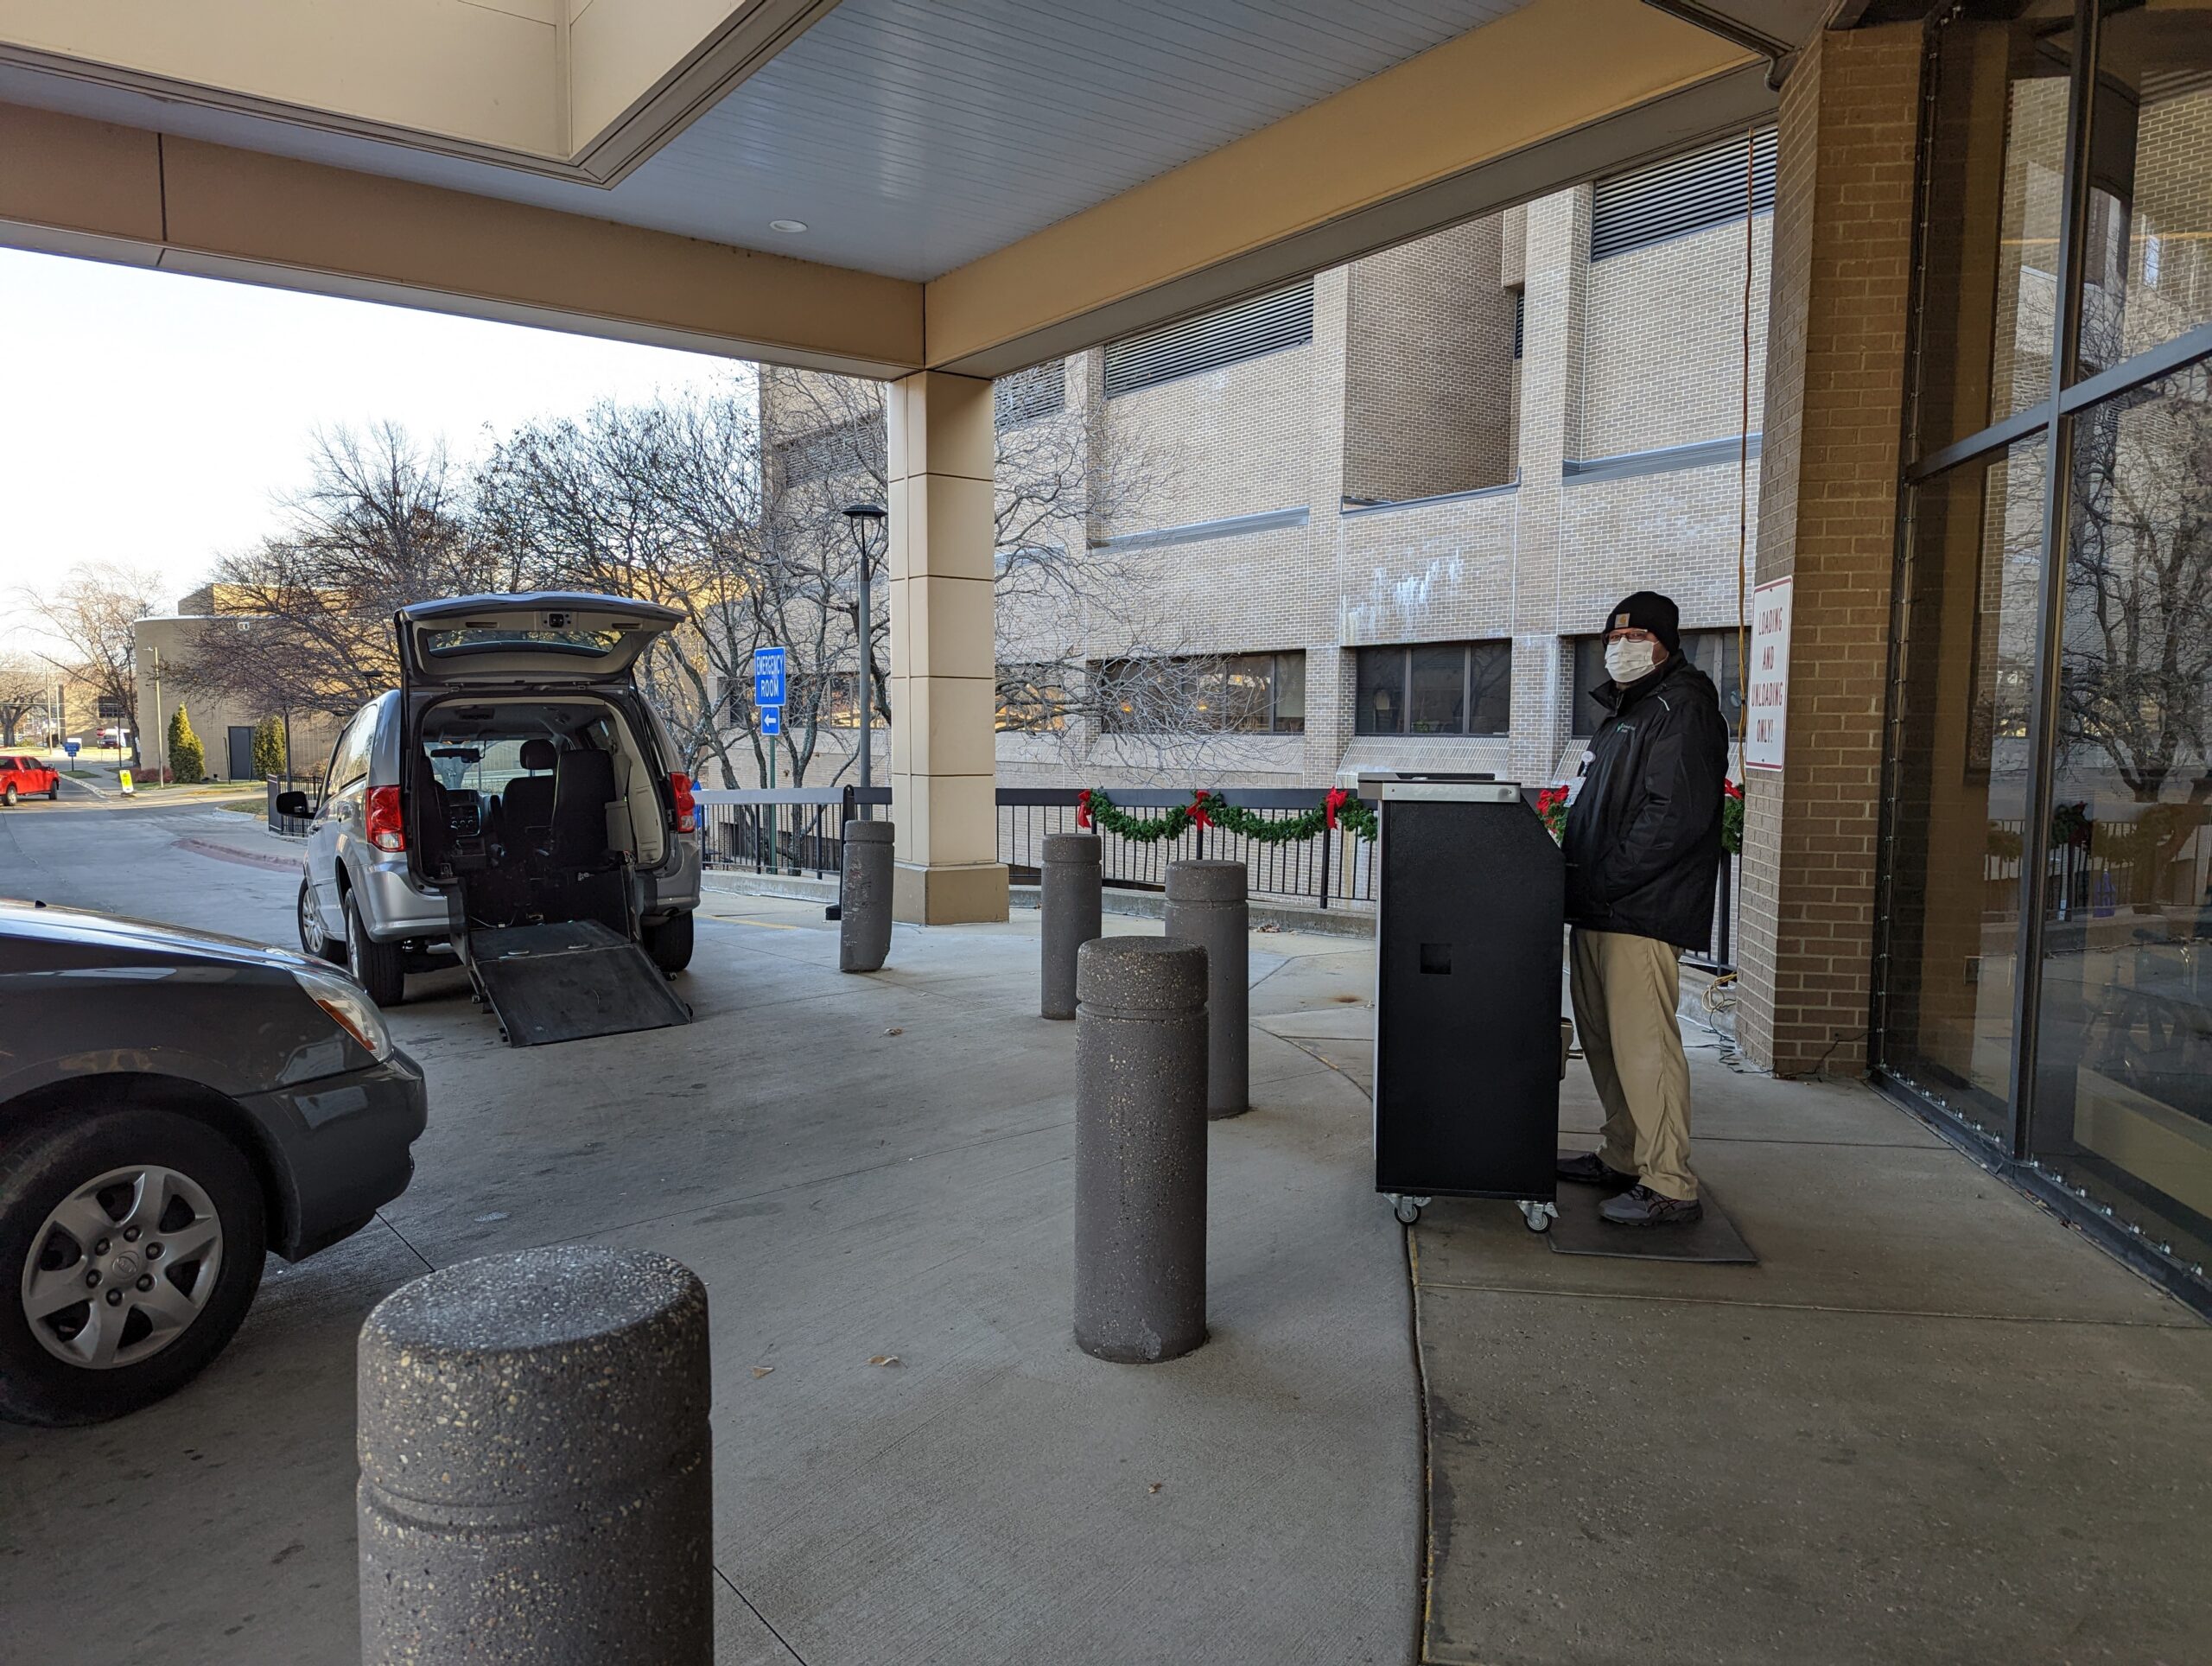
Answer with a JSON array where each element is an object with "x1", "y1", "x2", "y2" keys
[
  {"x1": 1411, "y1": 1278, "x2": 2207, "y2": 1328},
  {"x1": 713, "y1": 1565, "x2": 807, "y2": 1665}
]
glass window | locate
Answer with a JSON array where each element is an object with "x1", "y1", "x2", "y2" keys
[
  {"x1": 1468, "y1": 642, "x2": 1512, "y2": 735},
  {"x1": 1681, "y1": 628, "x2": 1748, "y2": 734},
  {"x1": 1356, "y1": 644, "x2": 1510, "y2": 736},
  {"x1": 1357, "y1": 648, "x2": 1406, "y2": 735},
  {"x1": 1912, "y1": 2, "x2": 2078, "y2": 454},
  {"x1": 326, "y1": 703, "x2": 378, "y2": 795},
  {"x1": 996, "y1": 664, "x2": 1070, "y2": 733},
  {"x1": 1222, "y1": 655, "x2": 1276, "y2": 733},
  {"x1": 1408, "y1": 646, "x2": 1465, "y2": 734},
  {"x1": 1274, "y1": 652, "x2": 1306, "y2": 734},
  {"x1": 1097, "y1": 655, "x2": 1300, "y2": 734},
  {"x1": 2073, "y1": 2, "x2": 2212, "y2": 379},
  {"x1": 1877, "y1": 436, "x2": 2051, "y2": 1145},
  {"x1": 2027, "y1": 366, "x2": 2212, "y2": 1265}
]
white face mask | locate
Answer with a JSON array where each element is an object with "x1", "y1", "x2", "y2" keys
[{"x1": 1604, "y1": 637, "x2": 1664, "y2": 684}]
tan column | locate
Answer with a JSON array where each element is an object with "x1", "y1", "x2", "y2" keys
[
  {"x1": 1511, "y1": 188, "x2": 1588, "y2": 785},
  {"x1": 886, "y1": 371, "x2": 1010, "y2": 924},
  {"x1": 1734, "y1": 25, "x2": 1923, "y2": 1074}
]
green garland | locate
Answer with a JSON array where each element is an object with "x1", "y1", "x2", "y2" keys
[{"x1": 1081, "y1": 788, "x2": 1376, "y2": 844}]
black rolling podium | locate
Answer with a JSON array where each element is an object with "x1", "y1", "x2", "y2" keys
[{"x1": 1366, "y1": 776, "x2": 1563, "y2": 1232}]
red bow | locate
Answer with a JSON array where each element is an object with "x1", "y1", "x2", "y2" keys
[
  {"x1": 1724, "y1": 779, "x2": 1744, "y2": 801},
  {"x1": 1189, "y1": 789, "x2": 1215, "y2": 830},
  {"x1": 1324, "y1": 786, "x2": 1350, "y2": 830},
  {"x1": 1076, "y1": 788, "x2": 1092, "y2": 830}
]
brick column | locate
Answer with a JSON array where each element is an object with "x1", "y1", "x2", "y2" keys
[
  {"x1": 886, "y1": 370, "x2": 1010, "y2": 924},
  {"x1": 1735, "y1": 24, "x2": 1923, "y2": 1075}
]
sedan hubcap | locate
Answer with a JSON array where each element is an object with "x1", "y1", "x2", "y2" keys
[{"x1": 20, "y1": 1165, "x2": 223, "y2": 1370}]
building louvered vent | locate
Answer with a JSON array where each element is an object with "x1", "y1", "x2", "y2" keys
[
  {"x1": 1592, "y1": 129, "x2": 1777, "y2": 261},
  {"x1": 995, "y1": 360, "x2": 1067, "y2": 429},
  {"x1": 1512, "y1": 290, "x2": 1524, "y2": 360},
  {"x1": 1104, "y1": 280, "x2": 1314, "y2": 398}
]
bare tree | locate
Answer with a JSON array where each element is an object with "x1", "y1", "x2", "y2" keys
[
  {"x1": 478, "y1": 380, "x2": 771, "y2": 786},
  {"x1": 181, "y1": 423, "x2": 515, "y2": 718},
  {"x1": 18, "y1": 564, "x2": 164, "y2": 755},
  {"x1": 762, "y1": 366, "x2": 1205, "y2": 778},
  {"x1": 0, "y1": 652, "x2": 49, "y2": 747},
  {"x1": 2056, "y1": 387, "x2": 2212, "y2": 875}
]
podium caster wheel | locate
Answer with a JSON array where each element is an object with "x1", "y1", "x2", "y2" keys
[
  {"x1": 1391, "y1": 1195, "x2": 1430, "y2": 1226},
  {"x1": 1519, "y1": 1200, "x2": 1559, "y2": 1234}
]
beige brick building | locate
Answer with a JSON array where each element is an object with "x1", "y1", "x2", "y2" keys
[{"x1": 771, "y1": 137, "x2": 1777, "y2": 803}]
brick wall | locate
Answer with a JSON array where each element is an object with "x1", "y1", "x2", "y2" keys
[
  {"x1": 1342, "y1": 214, "x2": 1516, "y2": 503},
  {"x1": 1735, "y1": 23, "x2": 1924, "y2": 1077},
  {"x1": 1578, "y1": 215, "x2": 1773, "y2": 460}
]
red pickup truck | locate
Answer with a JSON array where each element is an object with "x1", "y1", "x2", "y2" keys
[{"x1": 1, "y1": 755, "x2": 60, "y2": 805}]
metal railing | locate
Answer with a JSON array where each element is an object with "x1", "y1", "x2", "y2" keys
[
  {"x1": 265, "y1": 774, "x2": 313, "y2": 838},
  {"x1": 692, "y1": 782, "x2": 1741, "y2": 966},
  {"x1": 694, "y1": 786, "x2": 892, "y2": 879},
  {"x1": 996, "y1": 786, "x2": 1374, "y2": 910}
]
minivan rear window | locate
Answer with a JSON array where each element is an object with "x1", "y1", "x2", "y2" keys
[{"x1": 423, "y1": 626, "x2": 623, "y2": 657}]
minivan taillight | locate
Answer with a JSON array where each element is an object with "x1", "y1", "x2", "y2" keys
[
  {"x1": 670, "y1": 773, "x2": 696, "y2": 834},
  {"x1": 365, "y1": 785, "x2": 406, "y2": 852}
]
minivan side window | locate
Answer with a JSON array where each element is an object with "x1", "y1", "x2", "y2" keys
[{"x1": 327, "y1": 704, "x2": 377, "y2": 798}]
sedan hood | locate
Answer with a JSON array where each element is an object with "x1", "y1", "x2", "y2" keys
[{"x1": 0, "y1": 898, "x2": 316, "y2": 970}]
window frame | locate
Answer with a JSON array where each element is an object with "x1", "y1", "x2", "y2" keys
[{"x1": 1352, "y1": 641, "x2": 1512, "y2": 737}]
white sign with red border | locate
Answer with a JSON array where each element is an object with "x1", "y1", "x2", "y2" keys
[{"x1": 1745, "y1": 575, "x2": 1792, "y2": 773}]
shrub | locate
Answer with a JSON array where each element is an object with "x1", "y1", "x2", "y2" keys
[
  {"x1": 167, "y1": 705, "x2": 206, "y2": 785},
  {"x1": 251, "y1": 715, "x2": 287, "y2": 779}
]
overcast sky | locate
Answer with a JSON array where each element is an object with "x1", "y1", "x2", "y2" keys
[{"x1": 0, "y1": 246, "x2": 747, "y2": 652}]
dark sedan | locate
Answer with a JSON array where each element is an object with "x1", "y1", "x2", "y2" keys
[{"x1": 0, "y1": 899, "x2": 427, "y2": 1425}]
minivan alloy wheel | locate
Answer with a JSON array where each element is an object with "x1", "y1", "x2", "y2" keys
[{"x1": 19, "y1": 1164, "x2": 224, "y2": 1370}]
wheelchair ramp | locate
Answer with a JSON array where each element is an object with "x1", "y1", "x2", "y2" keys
[{"x1": 466, "y1": 919, "x2": 690, "y2": 1046}]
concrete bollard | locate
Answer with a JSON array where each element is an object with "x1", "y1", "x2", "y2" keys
[
  {"x1": 840, "y1": 818, "x2": 894, "y2": 972},
  {"x1": 357, "y1": 1245, "x2": 713, "y2": 1665},
  {"x1": 1165, "y1": 859, "x2": 1249, "y2": 1119},
  {"x1": 1074, "y1": 937, "x2": 1208, "y2": 1364},
  {"x1": 1039, "y1": 831, "x2": 1103, "y2": 1019}
]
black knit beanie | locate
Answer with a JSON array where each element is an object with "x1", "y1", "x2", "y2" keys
[{"x1": 1604, "y1": 591, "x2": 1681, "y2": 655}]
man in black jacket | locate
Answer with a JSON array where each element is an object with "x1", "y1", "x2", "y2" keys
[{"x1": 1559, "y1": 592, "x2": 1728, "y2": 1225}]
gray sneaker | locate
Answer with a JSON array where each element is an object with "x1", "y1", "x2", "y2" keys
[
  {"x1": 1556, "y1": 1150, "x2": 1637, "y2": 1188},
  {"x1": 1599, "y1": 1184, "x2": 1705, "y2": 1227}
]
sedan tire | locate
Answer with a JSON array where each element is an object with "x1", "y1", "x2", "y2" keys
[
  {"x1": 3, "y1": 785, "x2": 16, "y2": 807},
  {"x1": 0, "y1": 1106, "x2": 266, "y2": 1427}
]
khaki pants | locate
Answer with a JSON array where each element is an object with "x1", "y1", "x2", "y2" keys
[{"x1": 1568, "y1": 926, "x2": 1698, "y2": 1201}]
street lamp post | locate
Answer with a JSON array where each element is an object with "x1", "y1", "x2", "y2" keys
[{"x1": 842, "y1": 503, "x2": 887, "y2": 820}]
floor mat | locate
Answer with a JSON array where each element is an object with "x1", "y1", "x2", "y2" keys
[{"x1": 1545, "y1": 1182, "x2": 1757, "y2": 1263}]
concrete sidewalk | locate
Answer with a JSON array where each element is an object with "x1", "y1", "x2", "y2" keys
[
  {"x1": 0, "y1": 806, "x2": 1419, "y2": 1666},
  {"x1": 3, "y1": 810, "x2": 2203, "y2": 1664},
  {"x1": 1417, "y1": 1043, "x2": 2209, "y2": 1663}
]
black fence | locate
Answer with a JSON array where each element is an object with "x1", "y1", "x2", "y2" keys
[
  {"x1": 265, "y1": 774, "x2": 313, "y2": 837},
  {"x1": 694, "y1": 786, "x2": 893, "y2": 879},
  {"x1": 681, "y1": 783, "x2": 1741, "y2": 970},
  {"x1": 997, "y1": 787, "x2": 1375, "y2": 911}
]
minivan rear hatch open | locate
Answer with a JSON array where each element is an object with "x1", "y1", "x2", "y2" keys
[{"x1": 397, "y1": 594, "x2": 682, "y2": 688}]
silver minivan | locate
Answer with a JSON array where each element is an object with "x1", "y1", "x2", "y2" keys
[{"x1": 287, "y1": 595, "x2": 701, "y2": 1024}]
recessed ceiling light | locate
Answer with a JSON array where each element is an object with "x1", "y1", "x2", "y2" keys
[{"x1": 769, "y1": 219, "x2": 808, "y2": 233}]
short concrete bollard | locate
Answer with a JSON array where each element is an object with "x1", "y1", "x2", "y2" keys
[
  {"x1": 1074, "y1": 937, "x2": 1208, "y2": 1364},
  {"x1": 840, "y1": 818, "x2": 895, "y2": 972},
  {"x1": 1039, "y1": 831, "x2": 1103, "y2": 1019},
  {"x1": 1165, "y1": 859, "x2": 1249, "y2": 1119},
  {"x1": 357, "y1": 1245, "x2": 713, "y2": 1665}
]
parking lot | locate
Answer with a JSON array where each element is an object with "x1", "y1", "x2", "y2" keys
[{"x1": 0, "y1": 797, "x2": 1416, "y2": 1665}]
